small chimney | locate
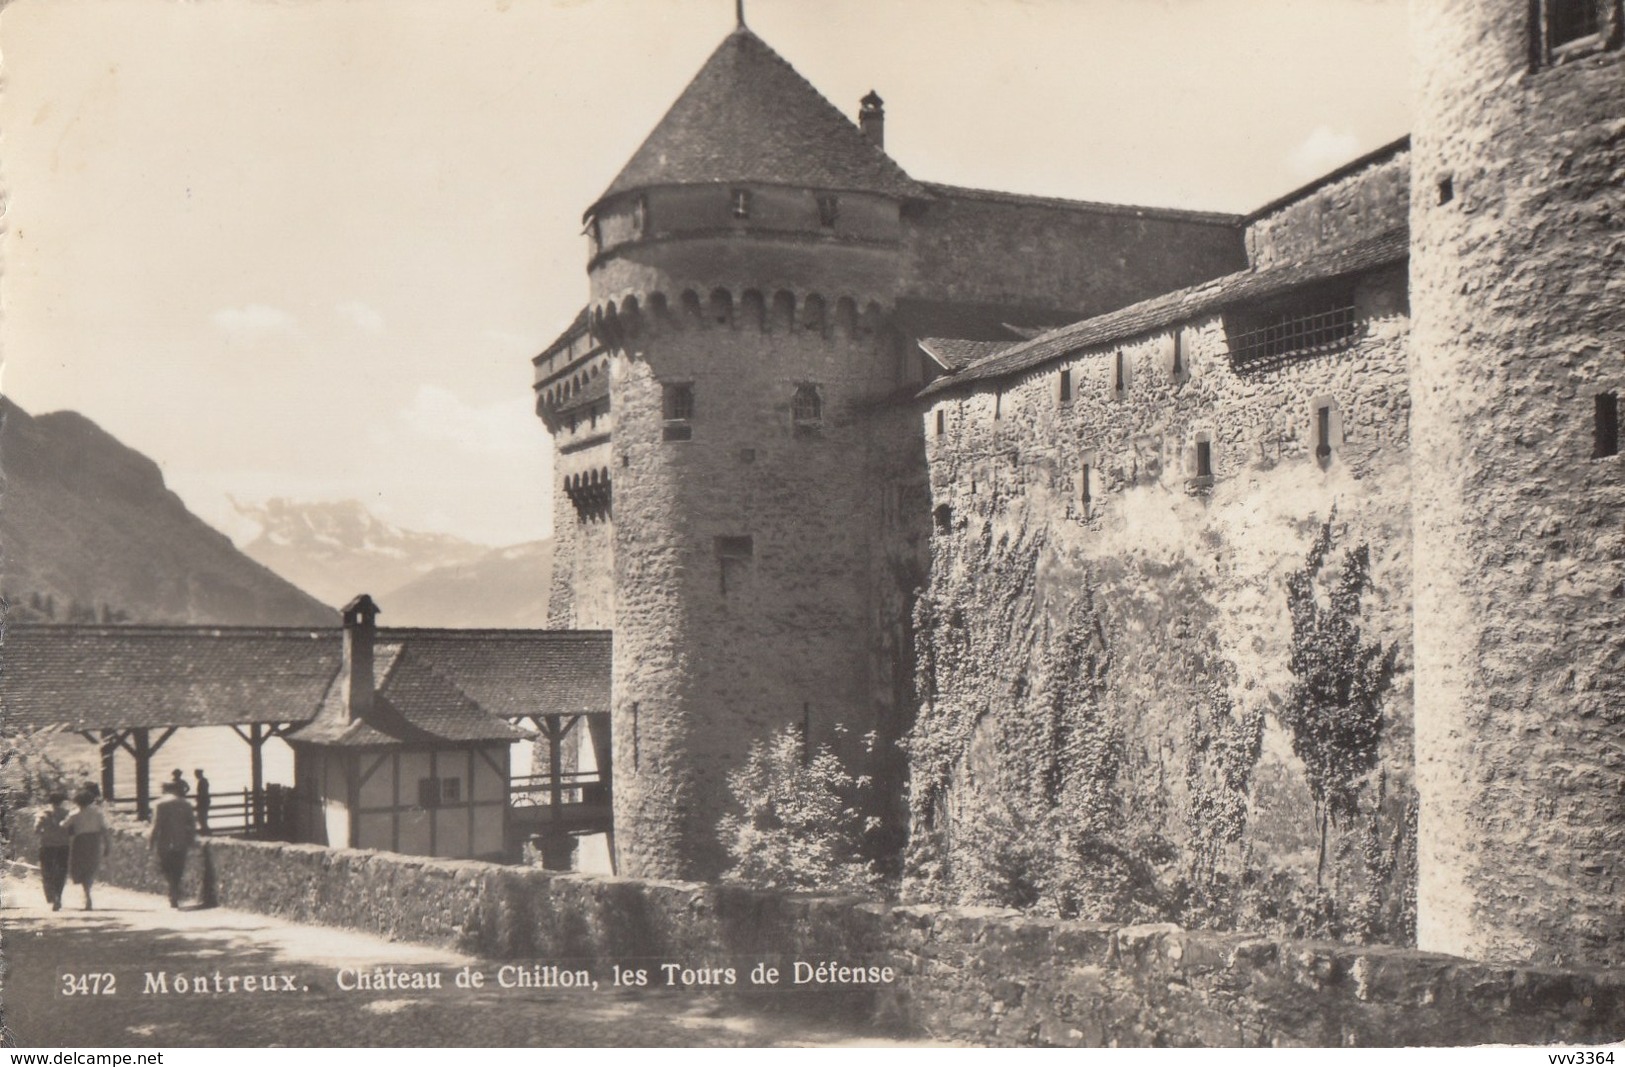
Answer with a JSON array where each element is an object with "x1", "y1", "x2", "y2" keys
[
  {"x1": 340, "y1": 594, "x2": 380, "y2": 724},
  {"x1": 859, "y1": 90, "x2": 885, "y2": 150}
]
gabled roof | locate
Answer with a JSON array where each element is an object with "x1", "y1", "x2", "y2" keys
[
  {"x1": 294, "y1": 644, "x2": 526, "y2": 747},
  {"x1": 921, "y1": 226, "x2": 1409, "y2": 398},
  {"x1": 919, "y1": 337, "x2": 1020, "y2": 373},
  {"x1": 591, "y1": 28, "x2": 924, "y2": 213},
  {"x1": 3, "y1": 624, "x2": 612, "y2": 735}
]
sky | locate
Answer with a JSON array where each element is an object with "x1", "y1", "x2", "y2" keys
[{"x1": 0, "y1": 0, "x2": 1409, "y2": 547}]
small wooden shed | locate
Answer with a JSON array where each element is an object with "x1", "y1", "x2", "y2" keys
[{"x1": 287, "y1": 595, "x2": 526, "y2": 861}]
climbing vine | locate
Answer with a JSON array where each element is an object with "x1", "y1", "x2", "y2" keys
[{"x1": 1279, "y1": 511, "x2": 1399, "y2": 884}]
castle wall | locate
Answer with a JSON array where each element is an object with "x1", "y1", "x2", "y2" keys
[
  {"x1": 1245, "y1": 147, "x2": 1411, "y2": 270},
  {"x1": 1410, "y1": 0, "x2": 1625, "y2": 967},
  {"x1": 916, "y1": 263, "x2": 1414, "y2": 927},
  {"x1": 902, "y1": 191, "x2": 1245, "y2": 325}
]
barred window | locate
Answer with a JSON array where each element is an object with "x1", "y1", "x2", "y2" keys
[
  {"x1": 663, "y1": 382, "x2": 694, "y2": 441},
  {"x1": 1227, "y1": 285, "x2": 1358, "y2": 369}
]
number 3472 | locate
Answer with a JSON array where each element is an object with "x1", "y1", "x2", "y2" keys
[{"x1": 61, "y1": 972, "x2": 116, "y2": 996}]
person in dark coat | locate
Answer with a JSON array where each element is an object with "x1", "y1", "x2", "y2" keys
[
  {"x1": 149, "y1": 781, "x2": 197, "y2": 908},
  {"x1": 193, "y1": 769, "x2": 211, "y2": 835},
  {"x1": 169, "y1": 768, "x2": 190, "y2": 797},
  {"x1": 33, "y1": 793, "x2": 72, "y2": 911},
  {"x1": 63, "y1": 789, "x2": 110, "y2": 911}
]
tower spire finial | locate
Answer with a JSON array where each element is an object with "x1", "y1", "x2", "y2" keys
[{"x1": 735, "y1": 0, "x2": 745, "y2": 28}]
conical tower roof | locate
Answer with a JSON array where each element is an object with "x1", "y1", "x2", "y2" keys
[{"x1": 590, "y1": 27, "x2": 925, "y2": 213}]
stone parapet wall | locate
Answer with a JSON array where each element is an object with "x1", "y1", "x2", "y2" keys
[{"x1": 8, "y1": 820, "x2": 1622, "y2": 1047}]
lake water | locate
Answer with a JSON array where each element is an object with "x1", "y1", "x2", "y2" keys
[{"x1": 41, "y1": 730, "x2": 612, "y2": 873}]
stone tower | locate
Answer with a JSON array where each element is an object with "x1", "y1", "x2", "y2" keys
[
  {"x1": 576, "y1": 26, "x2": 929, "y2": 879},
  {"x1": 537, "y1": 24, "x2": 1247, "y2": 880},
  {"x1": 1410, "y1": 0, "x2": 1624, "y2": 965}
]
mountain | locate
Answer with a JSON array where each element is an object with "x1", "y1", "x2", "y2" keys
[
  {"x1": 0, "y1": 399, "x2": 334, "y2": 626},
  {"x1": 234, "y1": 497, "x2": 496, "y2": 608},
  {"x1": 379, "y1": 540, "x2": 555, "y2": 628}
]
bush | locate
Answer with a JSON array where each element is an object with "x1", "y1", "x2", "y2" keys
[{"x1": 718, "y1": 724, "x2": 879, "y2": 895}]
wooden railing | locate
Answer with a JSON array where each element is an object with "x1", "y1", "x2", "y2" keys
[
  {"x1": 508, "y1": 770, "x2": 608, "y2": 808},
  {"x1": 103, "y1": 784, "x2": 294, "y2": 839}
]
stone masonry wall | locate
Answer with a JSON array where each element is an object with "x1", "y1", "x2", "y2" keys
[
  {"x1": 9, "y1": 820, "x2": 1623, "y2": 1047},
  {"x1": 602, "y1": 294, "x2": 912, "y2": 881},
  {"x1": 1409, "y1": 0, "x2": 1625, "y2": 968},
  {"x1": 1246, "y1": 148, "x2": 1411, "y2": 269},
  {"x1": 916, "y1": 263, "x2": 1414, "y2": 932}
]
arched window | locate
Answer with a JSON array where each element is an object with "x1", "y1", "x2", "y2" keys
[{"x1": 792, "y1": 383, "x2": 823, "y2": 434}]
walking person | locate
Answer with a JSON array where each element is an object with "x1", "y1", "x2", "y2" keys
[
  {"x1": 63, "y1": 789, "x2": 110, "y2": 911},
  {"x1": 33, "y1": 793, "x2": 72, "y2": 911},
  {"x1": 193, "y1": 769, "x2": 211, "y2": 835},
  {"x1": 149, "y1": 781, "x2": 197, "y2": 908}
]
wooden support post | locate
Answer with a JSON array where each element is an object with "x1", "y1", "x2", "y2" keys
[
  {"x1": 249, "y1": 723, "x2": 265, "y2": 831},
  {"x1": 547, "y1": 717, "x2": 564, "y2": 815},
  {"x1": 133, "y1": 728, "x2": 152, "y2": 821},
  {"x1": 99, "y1": 730, "x2": 116, "y2": 806}
]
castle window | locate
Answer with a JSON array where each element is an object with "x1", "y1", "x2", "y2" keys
[
  {"x1": 1226, "y1": 282, "x2": 1358, "y2": 369},
  {"x1": 716, "y1": 535, "x2": 754, "y2": 595},
  {"x1": 1191, "y1": 434, "x2": 1215, "y2": 487},
  {"x1": 1171, "y1": 330, "x2": 1189, "y2": 383},
  {"x1": 1112, "y1": 350, "x2": 1130, "y2": 400},
  {"x1": 1596, "y1": 391, "x2": 1620, "y2": 458},
  {"x1": 663, "y1": 382, "x2": 694, "y2": 441},
  {"x1": 817, "y1": 194, "x2": 839, "y2": 228},
  {"x1": 1314, "y1": 398, "x2": 1341, "y2": 466},
  {"x1": 933, "y1": 503, "x2": 953, "y2": 533},
  {"x1": 792, "y1": 383, "x2": 823, "y2": 428},
  {"x1": 1059, "y1": 368, "x2": 1072, "y2": 404},
  {"x1": 935, "y1": 409, "x2": 945, "y2": 437},
  {"x1": 1080, "y1": 460, "x2": 1093, "y2": 510},
  {"x1": 1535, "y1": 0, "x2": 1620, "y2": 64},
  {"x1": 731, "y1": 188, "x2": 752, "y2": 220},
  {"x1": 632, "y1": 195, "x2": 648, "y2": 237},
  {"x1": 1437, "y1": 175, "x2": 1454, "y2": 205}
]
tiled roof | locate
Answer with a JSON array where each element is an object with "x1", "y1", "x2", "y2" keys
[
  {"x1": 3, "y1": 625, "x2": 612, "y2": 737},
  {"x1": 592, "y1": 28, "x2": 924, "y2": 211},
  {"x1": 391, "y1": 629, "x2": 612, "y2": 720},
  {"x1": 293, "y1": 645, "x2": 526, "y2": 747},
  {"x1": 920, "y1": 227, "x2": 1409, "y2": 398},
  {"x1": 922, "y1": 182, "x2": 1242, "y2": 228},
  {"x1": 3, "y1": 627, "x2": 340, "y2": 732},
  {"x1": 919, "y1": 337, "x2": 1019, "y2": 372}
]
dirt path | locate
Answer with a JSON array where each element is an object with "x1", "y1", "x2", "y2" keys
[{"x1": 1, "y1": 869, "x2": 933, "y2": 1048}]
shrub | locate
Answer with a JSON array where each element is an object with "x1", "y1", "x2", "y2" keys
[{"x1": 718, "y1": 724, "x2": 879, "y2": 895}]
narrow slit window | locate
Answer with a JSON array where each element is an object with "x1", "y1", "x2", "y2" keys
[
  {"x1": 817, "y1": 194, "x2": 839, "y2": 228},
  {"x1": 1171, "y1": 331, "x2": 1186, "y2": 382},
  {"x1": 1596, "y1": 391, "x2": 1620, "y2": 458},
  {"x1": 1316, "y1": 404, "x2": 1334, "y2": 463},
  {"x1": 1113, "y1": 351, "x2": 1128, "y2": 399},
  {"x1": 1059, "y1": 369, "x2": 1072, "y2": 403},
  {"x1": 1195, "y1": 439, "x2": 1213, "y2": 479},
  {"x1": 1080, "y1": 462, "x2": 1092, "y2": 508},
  {"x1": 935, "y1": 409, "x2": 945, "y2": 437},
  {"x1": 731, "y1": 188, "x2": 752, "y2": 220}
]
